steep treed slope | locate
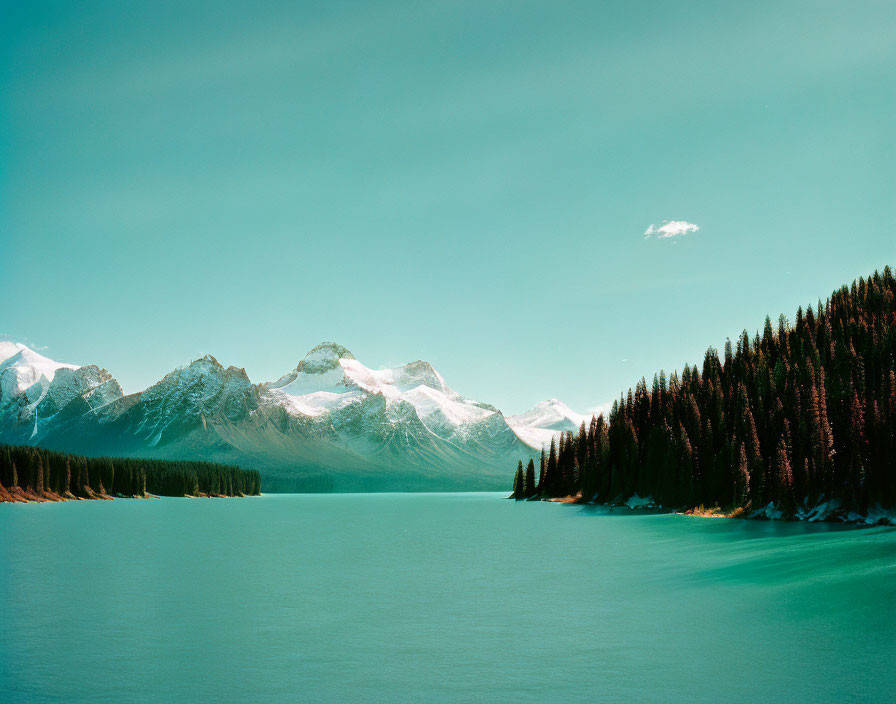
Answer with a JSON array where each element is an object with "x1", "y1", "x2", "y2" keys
[{"x1": 513, "y1": 267, "x2": 896, "y2": 523}]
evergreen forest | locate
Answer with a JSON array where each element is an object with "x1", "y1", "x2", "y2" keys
[
  {"x1": 512, "y1": 268, "x2": 896, "y2": 518},
  {"x1": 0, "y1": 444, "x2": 261, "y2": 502}
]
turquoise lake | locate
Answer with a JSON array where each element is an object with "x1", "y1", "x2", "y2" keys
[{"x1": 1, "y1": 493, "x2": 894, "y2": 703}]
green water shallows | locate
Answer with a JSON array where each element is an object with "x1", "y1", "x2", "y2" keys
[{"x1": 1, "y1": 494, "x2": 894, "y2": 703}]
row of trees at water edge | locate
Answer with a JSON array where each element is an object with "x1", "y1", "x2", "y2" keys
[
  {"x1": 0, "y1": 444, "x2": 261, "y2": 501},
  {"x1": 512, "y1": 268, "x2": 896, "y2": 517}
]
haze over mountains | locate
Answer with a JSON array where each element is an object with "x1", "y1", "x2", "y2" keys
[{"x1": 0, "y1": 341, "x2": 593, "y2": 491}]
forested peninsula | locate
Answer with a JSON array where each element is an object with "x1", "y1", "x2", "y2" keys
[
  {"x1": 0, "y1": 444, "x2": 261, "y2": 503},
  {"x1": 512, "y1": 268, "x2": 896, "y2": 524}
]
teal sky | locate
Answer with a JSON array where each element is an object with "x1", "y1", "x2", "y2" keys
[{"x1": 2, "y1": 1, "x2": 894, "y2": 414}]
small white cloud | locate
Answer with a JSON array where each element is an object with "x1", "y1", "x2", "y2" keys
[{"x1": 644, "y1": 220, "x2": 700, "y2": 239}]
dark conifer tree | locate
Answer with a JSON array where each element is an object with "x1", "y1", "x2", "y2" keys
[
  {"x1": 774, "y1": 436, "x2": 795, "y2": 514},
  {"x1": 524, "y1": 459, "x2": 535, "y2": 498},
  {"x1": 545, "y1": 438, "x2": 558, "y2": 495},
  {"x1": 512, "y1": 461, "x2": 524, "y2": 499},
  {"x1": 81, "y1": 460, "x2": 91, "y2": 496},
  {"x1": 734, "y1": 443, "x2": 750, "y2": 508},
  {"x1": 35, "y1": 454, "x2": 45, "y2": 496}
]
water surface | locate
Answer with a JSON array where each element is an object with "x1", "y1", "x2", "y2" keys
[{"x1": 1, "y1": 494, "x2": 894, "y2": 702}]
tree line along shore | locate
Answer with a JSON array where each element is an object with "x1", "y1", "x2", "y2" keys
[
  {"x1": 0, "y1": 444, "x2": 261, "y2": 503},
  {"x1": 512, "y1": 268, "x2": 896, "y2": 524}
]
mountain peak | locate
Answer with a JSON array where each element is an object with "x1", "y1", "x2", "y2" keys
[
  {"x1": 506, "y1": 399, "x2": 591, "y2": 450},
  {"x1": 297, "y1": 342, "x2": 355, "y2": 375},
  {"x1": 187, "y1": 354, "x2": 224, "y2": 371},
  {"x1": 0, "y1": 342, "x2": 79, "y2": 402},
  {"x1": 537, "y1": 398, "x2": 566, "y2": 408}
]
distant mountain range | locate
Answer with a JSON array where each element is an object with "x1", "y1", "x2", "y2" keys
[{"x1": 0, "y1": 341, "x2": 594, "y2": 491}]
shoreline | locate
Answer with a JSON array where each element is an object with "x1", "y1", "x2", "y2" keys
[
  {"x1": 0, "y1": 486, "x2": 254, "y2": 504},
  {"x1": 529, "y1": 492, "x2": 896, "y2": 526}
]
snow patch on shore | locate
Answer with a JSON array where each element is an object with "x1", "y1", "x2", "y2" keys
[
  {"x1": 751, "y1": 502, "x2": 785, "y2": 520},
  {"x1": 795, "y1": 499, "x2": 842, "y2": 522},
  {"x1": 861, "y1": 505, "x2": 896, "y2": 525},
  {"x1": 625, "y1": 493, "x2": 655, "y2": 509}
]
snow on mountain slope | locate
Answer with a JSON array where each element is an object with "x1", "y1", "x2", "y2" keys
[
  {"x1": 0, "y1": 339, "x2": 589, "y2": 489},
  {"x1": 507, "y1": 399, "x2": 594, "y2": 450},
  {"x1": 265, "y1": 342, "x2": 497, "y2": 435},
  {"x1": 135, "y1": 354, "x2": 259, "y2": 445},
  {"x1": 40, "y1": 365, "x2": 123, "y2": 415},
  {"x1": 0, "y1": 342, "x2": 78, "y2": 404},
  {"x1": 0, "y1": 343, "x2": 127, "y2": 442}
]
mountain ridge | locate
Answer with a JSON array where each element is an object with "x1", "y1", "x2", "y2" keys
[{"x1": 0, "y1": 341, "x2": 594, "y2": 491}]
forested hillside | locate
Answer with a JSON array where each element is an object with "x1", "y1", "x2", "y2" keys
[
  {"x1": 512, "y1": 268, "x2": 896, "y2": 521},
  {"x1": 0, "y1": 444, "x2": 261, "y2": 503}
]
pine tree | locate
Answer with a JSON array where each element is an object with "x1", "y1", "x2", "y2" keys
[
  {"x1": 545, "y1": 438, "x2": 558, "y2": 495},
  {"x1": 524, "y1": 459, "x2": 535, "y2": 498},
  {"x1": 81, "y1": 460, "x2": 90, "y2": 495},
  {"x1": 847, "y1": 389, "x2": 868, "y2": 510},
  {"x1": 734, "y1": 443, "x2": 750, "y2": 508},
  {"x1": 63, "y1": 457, "x2": 71, "y2": 495},
  {"x1": 512, "y1": 462, "x2": 524, "y2": 499},
  {"x1": 774, "y1": 436, "x2": 795, "y2": 514},
  {"x1": 35, "y1": 454, "x2": 45, "y2": 496}
]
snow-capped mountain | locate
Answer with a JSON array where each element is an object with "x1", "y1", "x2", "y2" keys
[
  {"x1": 507, "y1": 399, "x2": 595, "y2": 450},
  {"x1": 265, "y1": 342, "x2": 501, "y2": 438},
  {"x1": 0, "y1": 342, "x2": 78, "y2": 403},
  {"x1": 0, "y1": 342, "x2": 123, "y2": 440},
  {"x1": 0, "y1": 341, "x2": 593, "y2": 491}
]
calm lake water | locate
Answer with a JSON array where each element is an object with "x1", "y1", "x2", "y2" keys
[{"x1": 1, "y1": 493, "x2": 894, "y2": 703}]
